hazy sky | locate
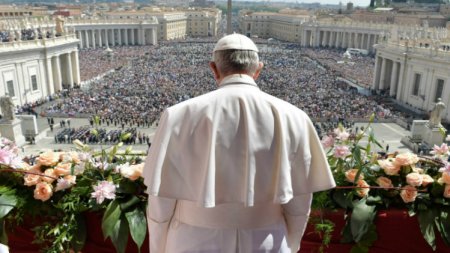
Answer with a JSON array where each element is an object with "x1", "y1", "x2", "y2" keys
[{"x1": 236, "y1": 0, "x2": 371, "y2": 6}]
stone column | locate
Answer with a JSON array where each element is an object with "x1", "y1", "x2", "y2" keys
[
  {"x1": 131, "y1": 28, "x2": 135, "y2": 45},
  {"x1": 45, "y1": 58, "x2": 55, "y2": 95},
  {"x1": 389, "y1": 61, "x2": 399, "y2": 97},
  {"x1": 84, "y1": 30, "x2": 90, "y2": 48},
  {"x1": 105, "y1": 29, "x2": 109, "y2": 47},
  {"x1": 396, "y1": 61, "x2": 405, "y2": 101},
  {"x1": 65, "y1": 53, "x2": 74, "y2": 88},
  {"x1": 118, "y1": 29, "x2": 122, "y2": 45},
  {"x1": 37, "y1": 59, "x2": 48, "y2": 96},
  {"x1": 138, "y1": 28, "x2": 143, "y2": 45},
  {"x1": 372, "y1": 56, "x2": 381, "y2": 90},
  {"x1": 379, "y1": 57, "x2": 387, "y2": 90},
  {"x1": 97, "y1": 29, "x2": 102, "y2": 47},
  {"x1": 77, "y1": 30, "x2": 83, "y2": 48},
  {"x1": 53, "y1": 56, "x2": 63, "y2": 92},
  {"x1": 124, "y1": 29, "x2": 129, "y2": 45},
  {"x1": 71, "y1": 51, "x2": 80, "y2": 85},
  {"x1": 359, "y1": 33, "x2": 364, "y2": 49},
  {"x1": 91, "y1": 30, "x2": 96, "y2": 49}
]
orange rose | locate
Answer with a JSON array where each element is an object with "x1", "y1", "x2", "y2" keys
[
  {"x1": 400, "y1": 185, "x2": 417, "y2": 203},
  {"x1": 54, "y1": 163, "x2": 72, "y2": 176},
  {"x1": 42, "y1": 169, "x2": 57, "y2": 183},
  {"x1": 394, "y1": 153, "x2": 419, "y2": 167},
  {"x1": 406, "y1": 173, "x2": 423, "y2": 187},
  {"x1": 421, "y1": 175, "x2": 434, "y2": 187},
  {"x1": 37, "y1": 151, "x2": 60, "y2": 167},
  {"x1": 119, "y1": 163, "x2": 144, "y2": 181},
  {"x1": 356, "y1": 180, "x2": 370, "y2": 197},
  {"x1": 345, "y1": 169, "x2": 364, "y2": 183},
  {"x1": 376, "y1": 176, "x2": 393, "y2": 189},
  {"x1": 34, "y1": 182, "x2": 53, "y2": 202},
  {"x1": 444, "y1": 185, "x2": 450, "y2": 199},
  {"x1": 24, "y1": 169, "x2": 41, "y2": 186},
  {"x1": 378, "y1": 158, "x2": 401, "y2": 176},
  {"x1": 441, "y1": 171, "x2": 450, "y2": 185}
]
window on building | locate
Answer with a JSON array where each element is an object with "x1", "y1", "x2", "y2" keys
[
  {"x1": 31, "y1": 75, "x2": 38, "y2": 91},
  {"x1": 412, "y1": 73, "x2": 421, "y2": 96},
  {"x1": 435, "y1": 79, "x2": 445, "y2": 102},
  {"x1": 6, "y1": 80, "x2": 15, "y2": 97}
]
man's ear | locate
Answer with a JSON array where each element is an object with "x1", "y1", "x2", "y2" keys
[
  {"x1": 209, "y1": 61, "x2": 220, "y2": 82},
  {"x1": 252, "y1": 62, "x2": 264, "y2": 80}
]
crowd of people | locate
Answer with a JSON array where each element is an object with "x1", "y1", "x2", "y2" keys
[
  {"x1": 303, "y1": 48, "x2": 375, "y2": 88},
  {"x1": 0, "y1": 28, "x2": 54, "y2": 42},
  {"x1": 54, "y1": 125, "x2": 150, "y2": 146},
  {"x1": 44, "y1": 42, "x2": 408, "y2": 139}
]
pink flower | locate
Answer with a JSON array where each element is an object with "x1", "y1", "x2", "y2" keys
[
  {"x1": 91, "y1": 181, "x2": 116, "y2": 204},
  {"x1": 334, "y1": 128, "x2": 350, "y2": 141},
  {"x1": 440, "y1": 163, "x2": 450, "y2": 173},
  {"x1": 345, "y1": 169, "x2": 364, "y2": 183},
  {"x1": 356, "y1": 180, "x2": 370, "y2": 197},
  {"x1": 376, "y1": 176, "x2": 393, "y2": 189},
  {"x1": 400, "y1": 185, "x2": 418, "y2": 203},
  {"x1": 430, "y1": 143, "x2": 449, "y2": 157},
  {"x1": 34, "y1": 182, "x2": 53, "y2": 202},
  {"x1": 378, "y1": 158, "x2": 401, "y2": 176},
  {"x1": 321, "y1": 135, "x2": 335, "y2": 149},
  {"x1": 334, "y1": 145, "x2": 351, "y2": 158},
  {"x1": 406, "y1": 173, "x2": 423, "y2": 187},
  {"x1": 55, "y1": 175, "x2": 77, "y2": 192},
  {"x1": 0, "y1": 149, "x2": 15, "y2": 165},
  {"x1": 444, "y1": 185, "x2": 450, "y2": 198}
]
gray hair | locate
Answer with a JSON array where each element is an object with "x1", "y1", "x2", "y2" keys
[{"x1": 213, "y1": 50, "x2": 260, "y2": 76}]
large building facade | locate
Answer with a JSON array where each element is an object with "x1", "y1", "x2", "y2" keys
[
  {"x1": 372, "y1": 40, "x2": 450, "y2": 121},
  {"x1": 0, "y1": 32, "x2": 80, "y2": 109}
]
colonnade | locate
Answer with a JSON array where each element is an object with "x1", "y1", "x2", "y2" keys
[
  {"x1": 45, "y1": 50, "x2": 80, "y2": 93},
  {"x1": 372, "y1": 54, "x2": 405, "y2": 100},
  {"x1": 75, "y1": 27, "x2": 157, "y2": 49},
  {"x1": 301, "y1": 29, "x2": 382, "y2": 52}
]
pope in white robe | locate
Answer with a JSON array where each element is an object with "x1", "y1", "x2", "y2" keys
[{"x1": 143, "y1": 34, "x2": 336, "y2": 253}]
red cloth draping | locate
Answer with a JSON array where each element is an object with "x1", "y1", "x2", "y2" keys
[
  {"x1": 7, "y1": 210, "x2": 450, "y2": 253},
  {"x1": 300, "y1": 209, "x2": 450, "y2": 253}
]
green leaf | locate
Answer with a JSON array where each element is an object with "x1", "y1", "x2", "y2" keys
[
  {"x1": 351, "y1": 199, "x2": 376, "y2": 242},
  {"x1": 91, "y1": 129, "x2": 99, "y2": 137},
  {"x1": 120, "y1": 133, "x2": 132, "y2": 141},
  {"x1": 0, "y1": 219, "x2": 7, "y2": 245},
  {"x1": 125, "y1": 208, "x2": 147, "y2": 250},
  {"x1": 119, "y1": 180, "x2": 138, "y2": 195},
  {"x1": 341, "y1": 220, "x2": 354, "y2": 243},
  {"x1": 71, "y1": 214, "x2": 87, "y2": 252},
  {"x1": 435, "y1": 208, "x2": 450, "y2": 246},
  {"x1": 102, "y1": 200, "x2": 122, "y2": 239},
  {"x1": 0, "y1": 194, "x2": 17, "y2": 219},
  {"x1": 418, "y1": 209, "x2": 436, "y2": 250},
  {"x1": 110, "y1": 217, "x2": 129, "y2": 253},
  {"x1": 333, "y1": 190, "x2": 351, "y2": 209},
  {"x1": 120, "y1": 196, "x2": 141, "y2": 212}
]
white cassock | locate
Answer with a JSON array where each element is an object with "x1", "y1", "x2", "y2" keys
[{"x1": 143, "y1": 74, "x2": 336, "y2": 253}]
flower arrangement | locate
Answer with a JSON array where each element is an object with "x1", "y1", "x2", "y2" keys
[
  {"x1": 0, "y1": 130, "x2": 147, "y2": 253},
  {"x1": 313, "y1": 116, "x2": 450, "y2": 253}
]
